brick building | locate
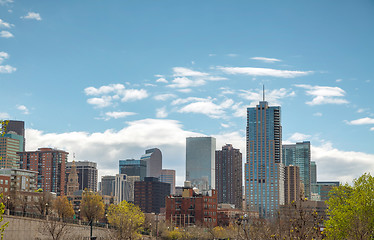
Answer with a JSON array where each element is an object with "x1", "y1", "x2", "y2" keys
[
  {"x1": 18, "y1": 148, "x2": 68, "y2": 196},
  {"x1": 165, "y1": 183, "x2": 218, "y2": 227}
]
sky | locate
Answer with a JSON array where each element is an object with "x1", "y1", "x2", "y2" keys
[{"x1": 1, "y1": 0, "x2": 374, "y2": 186}]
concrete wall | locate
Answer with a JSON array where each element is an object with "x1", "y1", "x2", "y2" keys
[{"x1": 2, "y1": 215, "x2": 112, "y2": 240}]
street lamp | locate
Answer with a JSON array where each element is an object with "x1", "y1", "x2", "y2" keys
[
  {"x1": 45, "y1": 203, "x2": 49, "y2": 216},
  {"x1": 6, "y1": 196, "x2": 10, "y2": 214}
]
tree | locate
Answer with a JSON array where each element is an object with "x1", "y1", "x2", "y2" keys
[
  {"x1": 34, "y1": 191, "x2": 54, "y2": 216},
  {"x1": 325, "y1": 173, "x2": 374, "y2": 240},
  {"x1": 53, "y1": 196, "x2": 74, "y2": 219},
  {"x1": 0, "y1": 194, "x2": 9, "y2": 240},
  {"x1": 107, "y1": 200, "x2": 145, "y2": 240},
  {"x1": 80, "y1": 190, "x2": 105, "y2": 222}
]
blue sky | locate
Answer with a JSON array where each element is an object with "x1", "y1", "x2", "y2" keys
[{"x1": 1, "y1": 0, "x2": 374, "y2": 185}]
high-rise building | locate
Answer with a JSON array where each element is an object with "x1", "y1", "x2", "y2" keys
[
  {"x1": 140, "y1": 148, "x2": 162, "y2": 178},
  {"x1": 186, "y1": 137, "x2": 216, "y2": 192},
  {"x1": 4, "y1": 120, "x2": 25, "y2": 151},
  {"x1": 245, "y1": 100, "x2": 283, "y2": 217},
  {"x1": 311, "y1": 181, "x2": 339, "y2": 201},
  {"x1": 282, "y1": 141, "x2": 311, "y2": 198},
  {"x1": 66, "y1": 161, "x2": 98, "y2": 192},
  {"x1": 101, "y1": 175, "x2": 116, "y2": 196},
  {"x1": 0, "y1": 135, "x2": 21, "y2": 169},
  {"x1": 18, "y1": 148, "x2": 68, "y2": 196},
  {"x1": 284, "y1": 165, "x2": 301, "y2": 204},
  {"x1": 119, "y1": 159, "x2": 147, "y2": 180},
  {"x1": 310, "y1": 161, "x2": 317, "y2": 184},
  {"x1": 160, "y1": 169, "x2": 176, "y2": 195},
  {"x1": 215, "y1": 144, "x2": 242, "y2": 209},
  {"x1": 134, "y1": 177, "x2": 170, "y2": 214},
  {"x1": 114, "y1": 174, "x2": 140, "y2": 204}
]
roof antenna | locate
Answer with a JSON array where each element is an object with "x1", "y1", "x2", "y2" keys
[{"x1": 263, "y1": 85, "x2": 265, "y2": 101}]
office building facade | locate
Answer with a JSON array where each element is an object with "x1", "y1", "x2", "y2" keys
[
  {"x1": 186, "y1": 137, "x2": 216, "y2": 192},
  {"x1": 245, "y1": 100, "x2": 283, "y2": 217},
  {"x1": 119, "y1": 159, "x2": 147, "y2": 180},
  {"x1": 4, "y1": 120, "x2": 25, "y2": 151},
  {"x1": 0, "y1": 135, "x2": 21, "y2": 169},
  {"x1": 101, "y1": 175, "x2": 116, "y2": 196},
  {"x1": 115, "y1": 174, "x2": 140, "y2": 204},
  {"x1": 161, "y1": 169, "x2": 176, "y2": 195},
  {"x1": 140, "y1": 148, "x2": 162, "y2": 179},
  {"x1": 215, "y1": 144, "x2": 242, "y2": 209},
  {"x1": 134, "y1": 177, "x2": 170, "y2": 214},
  {"x1": 284, "y1": 165, "x2": 301, "y2": 204},
  {"x1": 66, "y1": 160, "x2": 98, "y2": 192},
  {"x1": 18, "y1": 148, "x2": 68, "y2": 196},
  {"x1": 282, "y1": 141, "x2": 311, "y2": 198}
]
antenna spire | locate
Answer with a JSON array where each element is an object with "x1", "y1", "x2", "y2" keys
[{"x1": 263, "y1": 85, "x2": 265, "y2": 101}]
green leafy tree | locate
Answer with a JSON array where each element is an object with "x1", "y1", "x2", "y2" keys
[
  {"x1": 325, "y1": 173, "x2": 374, "y2": 239},
  {"x1": 107, "y1": 200, "x2": 145, "y2": 240},
  {"x1": 80, "y1": 190, "x2": 105, "y2": 222}
]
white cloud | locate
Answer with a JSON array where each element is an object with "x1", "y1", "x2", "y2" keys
[
  {"x1": 121, "y1": 89, "x2": 148, "y2": 102},
  {"x1": 0, "y1": 0, "x2": 13, "y2": 5},
  {"x1": 312, "y1": 142, "x2": 374, "y2": 183},
  {"x1": 154, "y1": 93, "x2": 177, "y2": 101},
  {"x1": 167, "y1": 77, "x2": 206, "y2": 88},
  {"x1": 84, "y1": 84, "x2": 125, "y2": 96},
  {"x1": 177, "y1": 88, "x2": 192, "y2": 93},
  {"x1": 357, "y1": 108, "x2": 365, "y2": 113},
  {"x1": 347, "y1": 117, "x2": 374, "y2": 125},
  {"x1": 336, "y1": 79, "x2": 342, "y2": 83},
  {"x1": 0, "y1": 52, "x2": 9, "y2": 64},
  {"x1": 17, "y1": 105, "x2": 29, "y2": 115},
  {"x1": 21, "y1": 12, "x2": 42, "y2": 21},
  {"x1": 371, "y1": 127, "x2": 374, "y2": 131},
  {"x1": 238, "y1": 88, "x2": 295, "y2": 106},
  {"x1": 295, "y1": 84, "x2": 349, "y2": 105},
  {"x1": 0, "y1": 19, "x2": 12, "y2": 28},
  {"x1": 251, "y1": 57, "x2": 281, "y2": 63},
  {"x1": 0, "y1": 30, "x2": 13, "y2": 38},
  {"x1": 156, "y1": 78, "x2": 168, "y2": 83},
  {"x1": 156, "y1": 107, "x2": 168, "y2": 118},
  {"x1": 0, "y1": 112, "x2": 10, "y2": 119},
  {"x1": 218, "y1": 66, "x2": 312, "y2": 78},
  {"x1": 286, "y1": 132, "x2": 311, "y2": 143},
  {"x1": 173, "y1": 67, "x2": 209, "y2": 77},
  {"x1": 144, "y1": 83, "x2": 156, "y2": 87},
  {"x1": 0, "y1": 65, "x2": 16, "y2": 73},
  {"x1": 313, "y1": 112, "x2": 323, "y2": 117},
  {"x1": 227, "y1": 53, "x2": 238, "y2": 57},
  {"x1": 87, "y1": 96, "x2": 112, "y2": 108},
  {"x1": 25, "y1": 119, "x2": 203, "y2": 185},
  {"x1": 105, "y1": 111, "x2": 136, "y2": 120},
  {"x1": 176, "y1": 97, "x2": 234, "y2": 119},
  {"x1": 220, "y1": 123, "x2": 230, "y2": 128}
]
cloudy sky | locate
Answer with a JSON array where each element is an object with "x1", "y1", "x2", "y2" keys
[{"x1": 1, "y1": 0, "x2": 373, "y2": 185}]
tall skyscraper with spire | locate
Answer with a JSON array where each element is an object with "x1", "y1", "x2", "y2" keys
[{"x1": 245, "y1": 88, "x2": 284, "y2": 217}]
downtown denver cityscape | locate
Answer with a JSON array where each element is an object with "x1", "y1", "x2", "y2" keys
[{"x1": 0, "y1": 0, "x2": 373, "y2": 239}]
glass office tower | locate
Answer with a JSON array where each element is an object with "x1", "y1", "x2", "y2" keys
[
  {"x1": 245, "y1": 101, "x2": 284, "y2": 217},
  {"x1": 186, "y1": 137, "x2": 216, "y2": 192}
]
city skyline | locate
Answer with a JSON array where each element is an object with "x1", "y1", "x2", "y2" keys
[{"x1": 1, "y1": 1, "x2": 373, "y2": 185}]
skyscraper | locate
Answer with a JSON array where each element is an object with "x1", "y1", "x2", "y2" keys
[
  {"x1": 215, "y1": 144, "x2": 242, "y2": 209},
  {"x1": 160, "y1": 169, "x2": 176, "y2": 195},
  {"x1": 119, "y1": 159, "x2": 147, "y2": 180},
  {"x1": 186, "y1": 137, "x2": 216, "y2": 192},
  {"x1": 101, "y1": 175, "x2": 116, "y2": 196},
  {"x1": 140, "y1": 148, "x2": 162, "y2": 178},
  {"x1": 114, "y1": 174, "x2": 140, "y2": 204},
  {"x1": 66, "y1": 160, "x2": 98, "y2": 192},
  {"x1": 245, "y1": 100, "x2": 283, "y2": 217},
  {"x1": 18, "y1": 148, "x2": 68, "y2": 196},
  {"x1": 282, "y1": 141, "x2": 311, "y2": 198},
  {"x1": 284, "y1": 165, "x2": 301, "y2": 204},
  {"x1": 4, "y1": 120, "x2": 25, "y2": 151},
  {"x1": 0, "y1": 135, "x2": 21, "y2": 168},
  {"x1": 310, "y1": 161, "x2": 317, "y2": 184}
]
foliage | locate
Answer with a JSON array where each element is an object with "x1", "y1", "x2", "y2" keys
[
  {"x1": 325, "y1": 173, "x2": 374, "y2": 240},
  {"x1": 165, "y1": 229, "x2": 183, "y2": 240},
  {"x1": 0, "y1": 194, "x2": 9, "y2": 240},
  {"x1": 53, "y1": 196, "x2": 74, "y2": 219},
  {"x1": 107, "y1": 200, "x2": 145, "y2": 240},
  {"x1": 80, "y1": 190, "x2": 105, "y2": 222}
]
